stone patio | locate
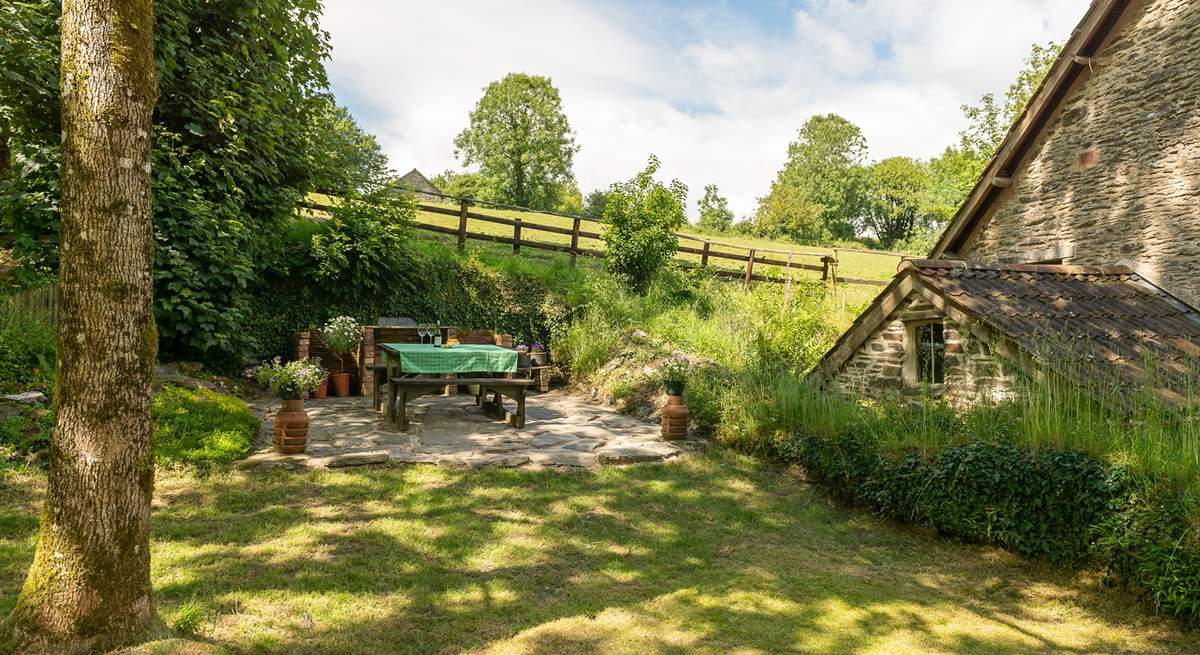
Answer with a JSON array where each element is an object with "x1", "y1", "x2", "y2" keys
[{"x1": 241, "y1": 389, "x2": 689, "y2": 470}]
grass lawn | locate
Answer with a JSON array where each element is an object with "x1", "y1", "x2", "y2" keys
[{"x1": 1, "y1": 452, "x2": 1194, "y2": 654}]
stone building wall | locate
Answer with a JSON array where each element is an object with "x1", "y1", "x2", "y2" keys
[
  {"x1": 828, "y1": 295, "x2": 1016, "y2": 409},
  {"x1": 960, "y1": 0, "x2": 1200, "y2": 308}
]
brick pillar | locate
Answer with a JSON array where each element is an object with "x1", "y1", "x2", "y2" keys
[
  {"x1": 295, "y1": 330, "x2": 311, "y2": 361},
  {"x1": 360, "y1": 326, "x2": 376, "y2": 396}
]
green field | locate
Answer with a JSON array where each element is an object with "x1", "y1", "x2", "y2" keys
[{"x1": 303, "y1": 194, "x2": 906, "y2": 288}]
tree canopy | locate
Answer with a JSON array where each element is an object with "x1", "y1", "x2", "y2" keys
[
  {"x1": 453, "y1": 73, "x2": 579, "y2": 211},
  {"x1": 753, "y1": 114, "x2": 867, "y2": 242},
  {"x1": 697, "y1": 184, "x2": 734, "y2": 232},
  {"x1": 0, "y1": 0, "x2": 384, "y2": 362},
  {"x1": 861, "y1": 157, "x2": 935, "y2": 248}
]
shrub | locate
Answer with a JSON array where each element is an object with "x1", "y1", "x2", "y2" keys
[
  {"x1": 253, "y1": 358, "x2": 324, "y2": 400},
  {"x1": 310, "y1": 193, "x2": 416, "y2": 302},
  {"x1": 152, "y1": 385, "x2": 258, "y2": 469},
  {"x1": 0, "y1": 295, "x2": 56, "y2": 394},
  {"x1": 601, "y1": 155, "x2": 687, "y2": 294}
]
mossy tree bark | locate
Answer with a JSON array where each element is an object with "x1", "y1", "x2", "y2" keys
[{"x1": 0, "y1": 0, "x2": 160, "y2": 653}]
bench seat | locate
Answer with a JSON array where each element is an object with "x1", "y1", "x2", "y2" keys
[{"x1": 388, "y1": 377, "x2": 534, "y2": 431}]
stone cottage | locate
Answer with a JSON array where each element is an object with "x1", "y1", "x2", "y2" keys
[
  {"x1": 396, "y1": 168, "x2": 442, "y2": 202},
  {"x1": 812, "y1": 0, "x2": 1200, "y2": 407}
]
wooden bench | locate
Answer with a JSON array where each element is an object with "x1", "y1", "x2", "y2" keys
[{"x1": 388, "y1": 377, "x2": 534, "y2": 431}]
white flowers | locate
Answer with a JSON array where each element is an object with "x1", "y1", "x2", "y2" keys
[
  {"x1": 254, "y1": 357, "x2": 325, "y2": 400},
  {"x1": 322, "y1": 316, "x2": 362, "y2": 355}
]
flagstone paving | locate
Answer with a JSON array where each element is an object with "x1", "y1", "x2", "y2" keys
[{"x1": 241, "y1": 390, "x2": 691, "y2": 470}]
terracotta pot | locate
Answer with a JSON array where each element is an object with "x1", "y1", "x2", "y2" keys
[
  {"x1": 310, "y1": 379, "x2": 328, "y2": 400},
  {"x1": 273, "y1": 399, "x2": 309, "y2": 454},
  {"x1": 330, "y1": 372, "x2": 351, "y2": 397},
  {"x1": 661, "y1": 393, "x2": 690, "y2": 441}
]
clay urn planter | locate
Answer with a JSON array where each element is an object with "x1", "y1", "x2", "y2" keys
[
  {"x1": 273, "y1": 399, "x2": 310, "y2": 454},
  {"x1": 252, "y1": 357, "x2": 324, "y2": 455},
  {"x1": 660, "y1": 359, "x2": 690, "y2": 441},
  {"x1": 661, "y1": 392, "x2": 690, "y2": 441}
]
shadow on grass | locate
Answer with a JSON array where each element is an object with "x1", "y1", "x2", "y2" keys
[{"x1": 1, "y1": 453, "x2": 1196, "y2": 654}]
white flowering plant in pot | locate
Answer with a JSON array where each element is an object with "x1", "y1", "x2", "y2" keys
[
  {"x1": 321, "y1": 316, "x2": 362, "y2": 373},
  {"x1": 254, "y1": 357, "x2": 325, "y2": 400}
]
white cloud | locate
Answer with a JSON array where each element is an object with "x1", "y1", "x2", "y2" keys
[{"x1": 322, "y1": 0, "x2": 1089, "y2": 218}]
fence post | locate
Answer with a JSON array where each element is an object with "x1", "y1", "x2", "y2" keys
[
  {"x1": 513, "y1": 219, "x2": 522, "y2": 254},
  {"x1": 701, "y1": 241, "x2": 710, "y2": 268},
  {"x1": 457, "y1": 199, "x2": 468, "y2": 251},
  {"x1": 743, "y1": 249, "x2": 756, "y2": 290},
  {"x1": 570, "y1": 217, "x2": 581, "y2": 266}
]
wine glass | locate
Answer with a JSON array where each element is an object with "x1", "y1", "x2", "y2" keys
[{"x1": 417, "y1": 324, "x2": 428, "y2": 345}]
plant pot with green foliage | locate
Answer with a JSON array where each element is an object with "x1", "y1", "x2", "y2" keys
[
  {"x1": 322, "y1": 316, "x2": 362, "y2": 397},
  {"x1": 661, "y1": 359, "x2": 690, "y2": 440},
  {"x1": 254, "y1": 357, "x2": 324, "y2": 454}
]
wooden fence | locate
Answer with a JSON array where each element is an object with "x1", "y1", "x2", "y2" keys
[
  {"x1": 302, "y1": 196, "x2": 905, "y2": 289},
  {"x1": 8, "y1": 285, "x2": 59, "y2": 324}
]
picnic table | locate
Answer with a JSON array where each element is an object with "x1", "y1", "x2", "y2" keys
[{"x1": 379, "y1": 343, "x2": 531, "y2": 430}]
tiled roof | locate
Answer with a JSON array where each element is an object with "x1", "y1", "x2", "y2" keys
[{"x1": 906, "y1": 260, "x2": 1200, "y2": 394}]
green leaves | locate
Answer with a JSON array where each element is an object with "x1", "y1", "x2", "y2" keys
[
  {"x1": 601, "y1": 156, "x2": 687, "y2": 295},
  {"x1": 696, "y1": 184, "x2": 734, "y2": 232},
  {"x1": 453, "y1": 73, "x2": 579, "y2": 210}
]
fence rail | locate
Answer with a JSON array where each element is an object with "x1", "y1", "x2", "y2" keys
[
  {"x1": 8, "y1": 285, "x2": 59, "y2": 324},
  {"x1": 300, "y1": 197, "x2": 897, "y2": 289}
]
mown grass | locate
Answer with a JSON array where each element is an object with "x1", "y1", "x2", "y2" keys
[{"x1": 1, "y1": 453, "x2": 1196, "y2": 654}]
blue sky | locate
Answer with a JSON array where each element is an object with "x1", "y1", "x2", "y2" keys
[{"x1": 323, "y1": 0, "x2": 1089, "y2": 218}]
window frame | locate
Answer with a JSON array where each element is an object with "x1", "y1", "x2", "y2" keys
[{"x1": 903, "y1": 318, "x2": 946, "y2": 389}]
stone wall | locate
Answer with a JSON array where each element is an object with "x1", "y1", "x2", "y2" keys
[
  {"x1": 828, "y1": 295, "x2": 1016, "y2": 409},
  {"x1": 960, "y1": 0, "x2": 1200, "y2": 308}
]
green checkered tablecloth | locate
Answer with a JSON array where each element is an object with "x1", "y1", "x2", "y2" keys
[{"x1": 381, "y1": 343, "x2": 518, "y2": 374}]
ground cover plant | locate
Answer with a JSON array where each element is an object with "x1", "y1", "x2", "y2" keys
[
  {"x1": 768, "y1": 376, "x2": 1200, "y2": 624},
  {"x1": 2, "y1": 452, "x2": 1197, "y2": 654}
]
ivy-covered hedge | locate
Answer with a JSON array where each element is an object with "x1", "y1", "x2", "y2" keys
[
  {"x1": 240, "y1": 231, "x2": 582, "y2": 367},
  {"x1": 777, "y1": 425, "x2": 1200, "y2": 624}
]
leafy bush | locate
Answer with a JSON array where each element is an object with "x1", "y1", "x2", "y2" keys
[
  {"x1": 310, "y1": 194, "x2": 416, "y2": 301},
  {"x1": 0, "y1": 295, "x2": 56, "y2": 394},
  {"x1": 601, "y1": 156, "x2": 687, "y2": 294},
  {"x1": 253, "y1": 358, "x2": 324, "y2": 400},
  {"x1": 152, "y1": 385, "x2": 257, "y2": 469},
  {"x1": 0, "y1": 408, "x2": 52, "y2": 464},
  {"x1": 774, "y1": 387, "x2": 1200, "y2": 623}
]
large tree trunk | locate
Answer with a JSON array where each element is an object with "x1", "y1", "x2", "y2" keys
[{"x1": 1, "y1": 1, "x2": 160, "y2": 653}]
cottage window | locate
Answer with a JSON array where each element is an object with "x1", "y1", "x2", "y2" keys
[{"x1": 905, "y1": 320, "x2": 945, "y2": 385}]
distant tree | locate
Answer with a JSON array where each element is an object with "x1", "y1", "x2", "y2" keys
[
  {"x1": 582, "y1": 189, "x2": 608, "y2": 219},
  {"x1": 551, "y1": 182, "x2": 584, "y2": 215},
  {"x1": 862, "y1": 157, "x2": 935, "y2": 248},
  {"x1": 753, "y1": 182, "x2": 827, "y2": 242},
  {"x1": 1, "y1": 0, "x2": 160, "y2": 651},
  {"x1": 960, "y1": 42, "x2": 1061, "y2": 160},
  {"x1": 309, "y1": 101, "x2": 390, "y2": 194},
  {"x1": 696, "y1": 184, "x2": 734, "y2": 232},
  {"x1": 453, "y1": 73, "x2": 579, "y2": 210},
  {"x1": 755, "y1": 114, "x2": 867, "y2": 242},
  {"x1": 602, "y1": 155, "x2": 687, "y2": 294},
  {"x1": 919, "y1": 42, "x2": 1061, "y2": 242},
  {"x1": 430, "y1": 169, "x2": 489, "y2": 201}
]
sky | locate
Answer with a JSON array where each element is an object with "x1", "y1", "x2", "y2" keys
[{"x1": 322, "y1": 0, "x2": 1090, "y2": 219}]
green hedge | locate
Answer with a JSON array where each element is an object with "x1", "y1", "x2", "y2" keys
[
  {"x1": 242, "y1": 237, "x2": 582, "y2": 366},
  {"x1": 778, "y1": 424, "x2": 1200, "y2": 623}
]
